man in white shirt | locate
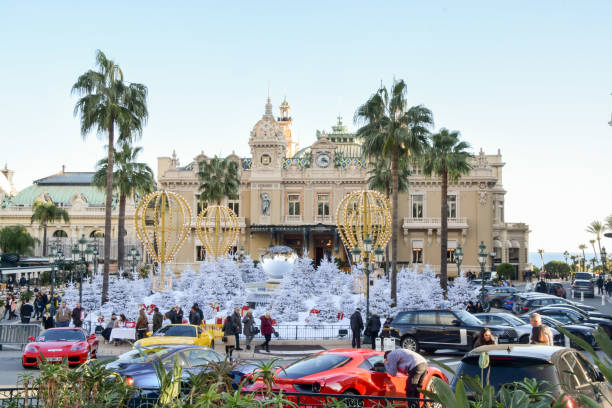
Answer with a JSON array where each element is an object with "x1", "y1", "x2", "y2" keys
[
  {"x1": 384, "y1": 349, "x2": 428, "y2": 406},
  {"x1": 529, "y1": 313, "x2": 554, "y2": 346}
]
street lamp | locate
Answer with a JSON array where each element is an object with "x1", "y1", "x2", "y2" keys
[
  {"x1": 92, "y1": 246, "x2": 99, "y2": 276},
  {"x1": 71, "y1": 234, "x2": 91, "y2": 304},
  {"x1": 351, "y1": 237, "x2": 384, "y2": 322},
  {"x1": 455, "y1": 245, "x2": 464, "y2": 276},
  {"x1": 128, "y1": 247, "x2": 141, "y2": 276},
  {"x1": 478, "y1": 241, "x2": 487, "y2": 309},
  {"x1": 601, "y1": 247, "x2": 607, "y2": 274}
]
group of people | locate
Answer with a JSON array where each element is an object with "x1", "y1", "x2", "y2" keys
[
  {"x1": 597, "y1": 275, "x2": 612, "y2": 297},
  {"x1": 221, "y1": 308, "x2": 275, "y2": 357},
  {"x1": 2, "y1": 289, "x2": 62, "y2": 323},
  {"x1": 348, "y1": 309, "x2": 398, "y2": 350}
]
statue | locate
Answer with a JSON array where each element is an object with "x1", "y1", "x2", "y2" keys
[{"x1": 260, "y1": 193, "x2": 271, "y2": 216}]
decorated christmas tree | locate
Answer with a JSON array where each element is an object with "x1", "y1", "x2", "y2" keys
[
  {"x1": 102, "y1": 276, "x2": 140, "y2": 320},
  {"x1": 240, "y1": 255, "x2": 267, "y2": 282},
  {"x1": 315, "y1": 257, "x2": 345, "y2": 296},
  {"x1": 368, "y1": 277, "x2": 393, "y2": 316},
  {"x1": 396, "y1": 266, "x2": 445, "y2": 311},
  {"x1": 271, "y1": 259, "x2": 308, "y2": 322},
  {"x1": 447, "y1": 272, "x2": 477, "y2": 310},
  {"x1": 291, "y1": 257, "x2": 318, "y2": 297},
  {"x1": 61, "y1": 282, "x2": 79, "y2": 308},
  {"x1": 80, "y1": 273, "x2": 103, "y2": 313},
  {"x1": 315, "y1": 292, "x2": 339, "y2": 322}
]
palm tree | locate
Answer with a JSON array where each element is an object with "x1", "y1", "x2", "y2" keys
[
  {"x1": 570, "y1": 255, "x2": 577, "y2": 273},
  {"x1": 197, "y1": 156, "x2": 240, "y2": 206},
  {"x1": 589, "y1": 239, "x2": 598, "y2": 266},
  {"x1": 72, "y1": 50, "x2": 148, "y2": 304},
  {"x1": 421, "y1": 129, "x2": 472, "y2": 293},
  {"x1": 30, "y1": 201, "x2": 70, "y2": 256},
  {"x1": 93, "y1": 143, "x2": 155, "y2": 272},
  {"x1": 586, "y1": 220, "x2": 605, "y2": 261},
  {"x1": 0, "y1": 226, "x2": 39, "y2": 255},
  {"x1": 355, "y1": 80, "x2": 433, "y2": 304},
  {"x1": 537, "y1": 249, "x2": 545, "y2": 275},
  {"x1": 578, "y1": 244, "x2": 587, "y2": 271},
  {"x1": 605, "y1": 215, "x2": 612, "y2": 233}
]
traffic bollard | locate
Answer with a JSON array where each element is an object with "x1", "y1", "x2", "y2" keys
[
  {"x1": 581, "y1": 292, "x2": 584, "y2": 302},
  {"x1": 602, "y1": 294, "x2": 605, "y2": 306}
]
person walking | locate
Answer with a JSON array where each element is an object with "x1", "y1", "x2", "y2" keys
[
  {"x1": 71, "y1": 302, "x2": 86, "y2": 328},
  {"x1": 259, "y1": 312, "x2": 274, "y2": 353},
  {"x1": 597, "y1": 275, "x2": 604, "y2": 296},
  {"x1": 384, "y1": 349, "x2": 428, "y2": 408},
  {"x1": 231, "y1": 307, "x2": 243, "y2": 350},
  {"x1": 222, "y1": 314, "x2": 236, "y2": 358},
  {"x1": 33, "y1": 294, "x2": 43, "y2": 320},
  {"x1": 55, "y1": 302, "x2": 71, "y2": 327},
  {"x1": 605, "y1": 278, "x2": 612, "y2": 298},
  {"x1": 350, "y1": 308, "x2": 364, "y2": 349},
  {"x1": 242, "y1": 310, "x2": 256, "y2": 350},
  {"x1": 174, "y1": 305, "x2": 184, "y2": 324},
  {"x1": 9, "y1": 296, "x2": 17, "y2": 320},
  {"x1": 189, "y1": 306, "x2": 202, "y2": 326},
  {"x1": 473, "y1": 328, "x2": 497, "y2": 348},
  {"x1": 365, "y1": 312, "x2": 381, "y2": 350},
  {"x1": 2, "y1": 295, "x2": 14, "y2": 320},
  {"x1": 152, "y1": 307, "x2": 163, "y2": 332},
  {"x1": 136, "y1": 309, "x2": 149, "y2": 340},
  {"x1": 42, "y1": 307, "x2": 54, "y2": 329},
  {"x1": 41, "y1": 291, "x2": 49, "y2": 309},
  {"x1": 529, "y1": 313, "x2": 553, "y2": 346},
  {"x1": 20, "y1": 299, "x2": 34, "y2": 324}
]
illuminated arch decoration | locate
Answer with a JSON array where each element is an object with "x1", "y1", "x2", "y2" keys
[{"x1": 196, "y1": 205, "x2": 239, "y2": 260}]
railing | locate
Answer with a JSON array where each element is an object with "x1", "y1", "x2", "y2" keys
[
  {"x1": 403, "y1": 216, "x2": 468, "y2": 227},
  {"x1": 284, "y1": 215, "x2": 303, "y2": 223},
  {"x1": 256, "y1": 325, "x2": 350, "y2": 340},
  {"x1": 314, "y1": 215, "x2": 332, "y2": 224}
]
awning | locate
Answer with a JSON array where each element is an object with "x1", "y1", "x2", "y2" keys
[
  {"x1": 511, "y1": 240, "x2": 521, "y2": 248},
  {"x1": 493, "y1": 239, "x2": 502, "y2": 248},
  {"x1": 412, "y1": 240, "x2": 424, "y2": 249}
]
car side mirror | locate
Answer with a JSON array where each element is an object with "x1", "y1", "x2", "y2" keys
[
  {"x1": 28, "y1": 336, "x2": 35, "y2": 342},
  {"x1": 372, "y1": 362, "x2": 386, "y2": 373},
  {"x1": 451, "y1": 319, "x2": 461, "y2": 326}
]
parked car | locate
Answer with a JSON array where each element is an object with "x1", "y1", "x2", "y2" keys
[
  {"x1": 452, "y1": 345, "x2": 611, "y2": 407},
  {"x1": 517, "y1": 315, "x2": 597, "y2": 348},
  {"x1": 474, "y1": 312, "x2": 561, "y2": 344},
  {"x1": 243, "y1": 348, "x2": 448, "y2": 404},
  {"x1": 547, "y1": 282, "x2": 567, "y2": 298},
  {"x1": 482, "y1": 287, "x2": 519, "y2": 308},
  {"x1": 22, "y1": 327, "x2": 98, "y2": 368},
  {"x1": 543, "y1": 303, "x2": 612, "y2": 321},
  {"x1": 573, "y1": 272, "x2": 594, "y2": 282},
  {"x1": 390, "y1": 309, "x2": 518, "y2": 352},
  {"x1": 528, "y1": 307, "x2": 612, "y2": 338},
  {"x1": 503, "y1": 292, "x2": 547, "y2": 311},
  {"x1": 512, "y1": 295, "x2": 569, "y2": 314},
  {"x1": 135, "y1": 324, "x2": 214, "y2": 348},
  {"x1": 571, "y1": 279, "x2": 595, "y2": 298}
]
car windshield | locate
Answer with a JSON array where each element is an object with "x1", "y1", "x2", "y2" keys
[
  {"x1": 154, "y1": 325, "x2": 196, "y2": 337},
  {"x1": 574, "y1": 281, "x2": 591, "y2": 287},
  {"x1": 114, "y1": 347, "x2": 174, "y2": 364},
  {"x1": 38, "y1": 329, "x2": 85, "y2": 342},
  {"x1": 499, "y1": 314, "x2": 525, "y2": 326},
  {"x1": 277, "y1": 353, "x2": 350, "y2": 379},
  {"x1": 455, "y1": 310, "x2": 483, "y2": 326},
  {"x1": 455, "y1": 357, "x2": 557, "y2": 391},
  {"x1": 574, "y1": 273, "x2": 592, "y2": 280}
]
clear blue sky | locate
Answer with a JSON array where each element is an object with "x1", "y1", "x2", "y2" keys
[{"x1": 1, "y1": 1, "x2": 611, "y2": 253}]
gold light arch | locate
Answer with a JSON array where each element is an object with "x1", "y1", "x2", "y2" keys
[
  {"x1": 134, "y1": 190, "x2": 192, "y2": 291},
  {"x1": 196, "y1": 205, "x2": 239, "y2": 260},
  {"x1": 335, "y1": 190, "x2": 392, "y2": 254}
]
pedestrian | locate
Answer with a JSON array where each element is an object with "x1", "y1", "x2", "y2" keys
[
  {"x1": 350, "y1": 308, "x2": 364, "y2": 349},
  {"x1": 222, "y1": 314, "x2": 236, "y2": 358},
  {"x1": 50, "y1": 293, "x2": 61, "y2": 315},
  {"x1": 531, "y1": 325, "x2": 549, "y2": 345},
  {"x1": 259, "y1": 312, "x2": 274, "y2": 353},
  {"x1": 529, "y1": 313, "x2": 553, "y2": 346},
  {"x1": 466, "y1": 301, "x2": 476, "y2": 313},
  {"x1": 175, "y1": 305, "x2": 184, "y2": 324},
  {"x1": 152, "y1": 307, "x2": 163, "y2": 332},
  {"x1": 55, "y1": 302, "x2": 71, "y2": 327},
  {"x1": 2, "y1": 294, "x2": 13, "y2": 320},
  {"x1": 136, "y1": 309, "x2": 149, "y2": 340},
  {"x1": 193, "y1": 303, "x2": 204, "y2": 321},
  {"x1": 19, "y1": 276, "x2": 26, "y2": 288},
  {"x1": 42, "y1": 307, "x2": 54, "y2": 329},
  {"x1": 475, "y1": 301, "x2": 484, "y2": 313},
  {"x1": 41, "y1": 291, "x2": 49, "y2": 309},
  {"x1": 365, "y1": 312, "x2": 381, "y2": 350},
  {"x1": 102, "y1": 313, "x2": 117, "y2": 342},
  {"x1": 242, "y1": 310, "x2": 256, "y2": 350},
  {"x1": 597, "y1": 276, "x2": 604, "y2": 295},
  {"x1": 189, "y1": 305, "x2": 202, "y2": 325},
  {"x1": 473, "y1": 328, "x2": 497, "y2": 348},
  {"x1": 72, "y1": 302, "x2": 86, "y2": 328},
  {"x1": 605, "y1": 279, "x2": 612, "y2": 297},
  {"x1": 165, "y1": 307, "x2": 177, "y2": 324},
  {"x1": 384, "y1": 348, "x2": 428, "y2": 408},
  {"x1": 9, "y1": 296, "x2": 17, "y2": 320},
  {"x1": 34, "y1": 294, "x2": 44, "y2": 320},
  {"x1": 231, "y1": 307, "x2": 243, "y2": 350},
  {"x1": 20, "y1": 298, "x2": 34, "y2": 323}
]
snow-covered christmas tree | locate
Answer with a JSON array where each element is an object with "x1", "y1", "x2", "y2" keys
[
  {"x1": 315, "y1": 257, "x2": 346, "y2": 296},
  {"x1": 291, "y1": 257, "x2": 318, "y2": 297},
  {"x1": 80, "y1": 273, "x2": 103, "y2": 313},
  {"x1": 447, "y1": 272, "x2": 477, "y2": 310},
  {"x1": 240, "y1": 255, "x2": 267, "y2": 282},
  {"x1": 102, "y1": 276, "x2": 140, "y2": 320},
  {"x1": 315, "y1": 291, "x2": 339, "y2": 322},
  {"x1": 396, "y1": 266, "x2": 445, "y2": 311},
  {"x1": 270, "y1": 259, "x2": 310, "y2": 322},
  {"x1": 368, "y1": 277, "x2": 393, "y2": 317},
  {"x1": 61, "y1": 282, "x2": 79, "y2": 308},
  {"x1": 339, "y1": 294, "x2": 355, "y2": 319}
]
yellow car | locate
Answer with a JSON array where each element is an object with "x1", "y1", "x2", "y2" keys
[{"x1": 134, "y1": 324, "x2": 214, "y2": 348}]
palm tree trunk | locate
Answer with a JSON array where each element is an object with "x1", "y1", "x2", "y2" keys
[
  {"x1": 117, "y1": 194, "x2": 126, "y2": 273},
  {"x1": 440, "y1": 170, "x2": 448, "y2": 295},
  {"x1": 590, "y1": 242, "x2": 598, "y2": 266},
  {"x1": 390, "y1": 150, "x2": 399, "y2": 305},
  {"x1": 102, "y1": 121, "x2": 114, "y2": 305},
  {"x1": 42, "y1": 223, "x2": 48, "y2": 257}
]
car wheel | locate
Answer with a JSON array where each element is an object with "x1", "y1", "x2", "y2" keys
[
  {"x1": 491, "y1": 300, "x2": 501, "y2": 309},
  {"x1": 423, "y1": 377, "x2": 444, "y2": 408},
  {"x1": 401, "y1": 335, "x2": 419, "y2": 352},
  {"x1": 341, "y1": 390, "x2": 363, "y2": 408},
  {"x1": 519, "y1": 335, "x2": 530, "y2": 344}
]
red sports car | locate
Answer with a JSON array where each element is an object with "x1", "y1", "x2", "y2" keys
[
  {"x1": 22, "y1": 327, "x2": 98, "y2": 368},
  {"x1": 243, "y1": 348, "x2": 447, "y2": 406}
]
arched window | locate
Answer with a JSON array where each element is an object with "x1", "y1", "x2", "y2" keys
[
  {"x1": 52, "y1": 230, "x2": 68, "y2": 238},
  {"x1": 90, "y1": 230, "x2": 104, "y2": 238}
]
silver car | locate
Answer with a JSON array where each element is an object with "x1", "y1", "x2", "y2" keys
[
  {"x1": 475, "y1": 312, "x2": 560, "y2": 344},
  {"x1": 571, "y1": 279, "x2": 594, "y2": 298}
]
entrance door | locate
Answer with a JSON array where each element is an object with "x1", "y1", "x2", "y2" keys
[{"x1": 312, "y1": 234, "x2": 333, "y2": 266}]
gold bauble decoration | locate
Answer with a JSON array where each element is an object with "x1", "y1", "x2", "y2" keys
[
  {"x1": 336, "y1": 190, "x2": 392, "y2": 253},
  {"x1": 196, "y1": 205, "x2": 239, "y2": 260},
  {"x1": 134, "y1": 190, "x2": 192, "y2": 290}
]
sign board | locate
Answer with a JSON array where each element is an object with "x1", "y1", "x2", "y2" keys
[
  {"x1": 375, "y1": 337, "x2": 382, "y2": 351},
  {"x1": 383, "y1": 337, "x2": 397, "y2": 351}
]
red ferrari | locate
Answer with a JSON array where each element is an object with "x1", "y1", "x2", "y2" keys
[
  {"x1": 22, "y1": 327, "x2": 98, "y2": 368},
  {"x1": 243, "y1": 349, "x2": 447, "y2": 406}
]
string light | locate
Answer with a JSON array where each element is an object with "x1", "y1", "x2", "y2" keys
[{"x1": 196, "y1": 205, "x2": 239, "y2": 260}]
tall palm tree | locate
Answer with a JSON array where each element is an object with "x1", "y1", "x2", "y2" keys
[
  {"x1": 197, "y1": 156, "x2": 240, "y2": 206},
  {"x1": 589, "y1": 239, "x2": 598, "y2": 265},
  {"x1": 578, "y1": 244, "x2": 587, "y2": 271},
  {"x1": 537, "y1": 249, "x2": 545, "y2": 274},
  {"x1": 355, "y1": 80, "x2": 433, "y2": 304},
  {"x1": 605, "y1": 215, "x2": 612, "y2": 233},
  {"x1": 30, "y1": 201, "x2": 70, "y2": 256},
  {"x1": 93, "y1": 144, "x2": 155, "y2": 272},
  {"x1": 72, "y1": 50, "x2": 148, "y2": 304},
  {"x1": 586, "y1": 220, "x2": 605, "y2": 261},
  {"x1": 421, "y1": 129, "x2": 472, "y2": 293}
]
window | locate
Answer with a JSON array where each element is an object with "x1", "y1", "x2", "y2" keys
[
  {"x1": 317, "y1": 194, "x2": 330, "y2": 216},
  {"x1": 277, "y1": 354, "x2": 350, "y2": 379},
  {"x1": 509, "y1": 248, "x2": 519, "y2": 262},
  {"x1": 288, "y1": 194, "x2": 300, "y2": 216},
  {"x1": 447, "y1": 248, "x2": 456, "y2": 263},
  {"x1": 228, "y1": 201, "x2": 239, "y2": 216},
  {"x1": 437, "y1": 312, "x2": 456, "y2": 325},
  {"x1": 196, "y1": 246, "x2": 205, "y2": 261},
  {"x1": 412, "y1": 248, "x2": 423, "y2": 264},
  {"x1": 500, "y1": 202, "x2": 504, "y2": 222},
  {"x1": 412, "y1": 195, "x2": 423, "y2": 219},
  {"x1": 184, "y1": 348, "x2": 222, "y2": 366},
  {"x1": 52, "y1": 230, "x2": 68, "y2": 238},
  {"x1": 155, "y1": 325, "x2": 196, "y2": 338},
  {"x1": 416, "y1": 311, "x2": 436, "y2": 324},
  {"x1": 447, "y1": 195, "x2": 457, "y2": 218},
  {"x1": 394, "y1": 312, "x2": 414, "y2": 324},
  {"x1": 197, "y1": 201, "x2": 207, "y2": 215}
]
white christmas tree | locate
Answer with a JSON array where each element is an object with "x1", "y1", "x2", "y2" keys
[
  {"x1": 368, "y1": 277, "x2": 393, "y2": 316},
  {"x1": 339, "y1": 294, "x2": 355, "y2": 319},
  {"x1": 396, "y1": 266, "x2": 445, "y2": 311},
  {"x1": 240, "y1": 255, "x2": 267, "y2": 282},
  {"x1": 80, "y1": 273, "x2": 103, "y2": 313},
  {"x1": 447, "y1": 272, "x2": 477, "y2": 310},
  {"x1": 270, "y1": 259, "x2": 310, "y2": 322},
  {"x1": 217, "y1": 257, "x2": 247, "y2": 309},
  {"x1": 315, "y1": 257, "x2": 346, "y2": 296},
  {"x1": 291, "y1": 257, "x2": 318, "y2": 297},
  {"x1": 102, "y1": 276, "x2": 140, "y2": 320},
  {"x1": 149, "y1": 290, "x2": 178, "y2": 317},
  {"x1": 315, "y1": 291, "x2": 339, "y2": 322},
  {"x1": 61, "y1": 282, "x2": 79, "y2": 308}
]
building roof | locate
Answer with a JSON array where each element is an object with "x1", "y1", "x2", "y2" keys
[
  {"x1": 34, "y1": 172, "x2": 96, "y2": 186},
  {"x1": 293, "y1": 116, "x2": 362, "y2": 158},
  {"x1": 6, "y1": 172, "x2": 105, "y2": 206}
]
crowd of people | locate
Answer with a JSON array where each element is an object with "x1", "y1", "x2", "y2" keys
[{"x1": 221, "y1": 307, "x2": 275, "y2": 357}]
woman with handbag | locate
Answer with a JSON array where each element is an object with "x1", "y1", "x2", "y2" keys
[
  {"x1": 259, "y1": 312, "x2": 275, "y2": 353},
  {"x1": 222, "y1": 314, "x2": 236, "y2": 358},
  {"x1": 242, "y1": 311, "x2": 257, "y2": 350}
]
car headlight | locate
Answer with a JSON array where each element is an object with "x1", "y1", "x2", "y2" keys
[
  {"x1": 24, "y1": 344, "x2": 38, "y2": 353},
  {"x1": 70, "y1": 343, "x2": 88, "y2": 352}
]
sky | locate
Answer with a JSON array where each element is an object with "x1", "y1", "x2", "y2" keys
[{"x1": 0, "y1": 1, "x2": 611, "y2": 253}]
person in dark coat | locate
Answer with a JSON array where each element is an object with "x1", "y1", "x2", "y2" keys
[
  {"x1": 350, "y1": 308, "x2": 364, "y2": 348},
  {"x1": 174, "y1": 306, "x2": 184, "y2": 324},
  {"x1": 189, "y1": 306, "x2": 202, "y2": 325},
  {"x1": 71, "y1": 303, "x2": 85, "y2": 328},
  {"x1": 365, "y1": 312, "x2": 382, "y2": 350},
  {"x1": 193, "y1": 303, "x2": 204, "y2": 321},
  {"x1": 242, "y1": 311, "x2": 256, "y2": 350},
  {"x1": 20, "y1": 300, "x2": 34, "y2": 324},
  {"x1": 166, "y1": 308, "x2": 177, "y2": 324},
  {"x1": 222, "y1": 315, "x2": 236, "y2": 358},
  {"x1": 231, "y1": 307, "x2": 243, "y2": 350},
  {"x1": 42, "y1": 308, "x2": 54, "y2": 329},
  {"x1": 152, "y1": 307, "x2": 163, "y2": 332}
]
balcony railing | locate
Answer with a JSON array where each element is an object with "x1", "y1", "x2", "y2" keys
[
  {"x1": 285, "y1": 215, "x2": 303, "y2": 223},
  {"x1": 403, "y1": 216, "x2": 468, "y2": 229},
  {"x1": 314, "y1": 215, "x2": 332, "y2": 224}
]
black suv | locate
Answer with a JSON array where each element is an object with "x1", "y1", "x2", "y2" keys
[{"x1": 390, "y1": 310, "x2": 518, "y2": 352}]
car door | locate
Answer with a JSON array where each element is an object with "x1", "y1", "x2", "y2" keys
[
  {"x1": 361, "y1": 355, "x2": 405, "y2": 397},
  {"x1": 437, "y1": 311, "x2": 461, "y2": 345},
  {"x1": 414, "y1": 311, "x2": 440, "y2": 345},
  {"x1": 182, "y1": 348, "x2": 223, "y2": 375}
]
